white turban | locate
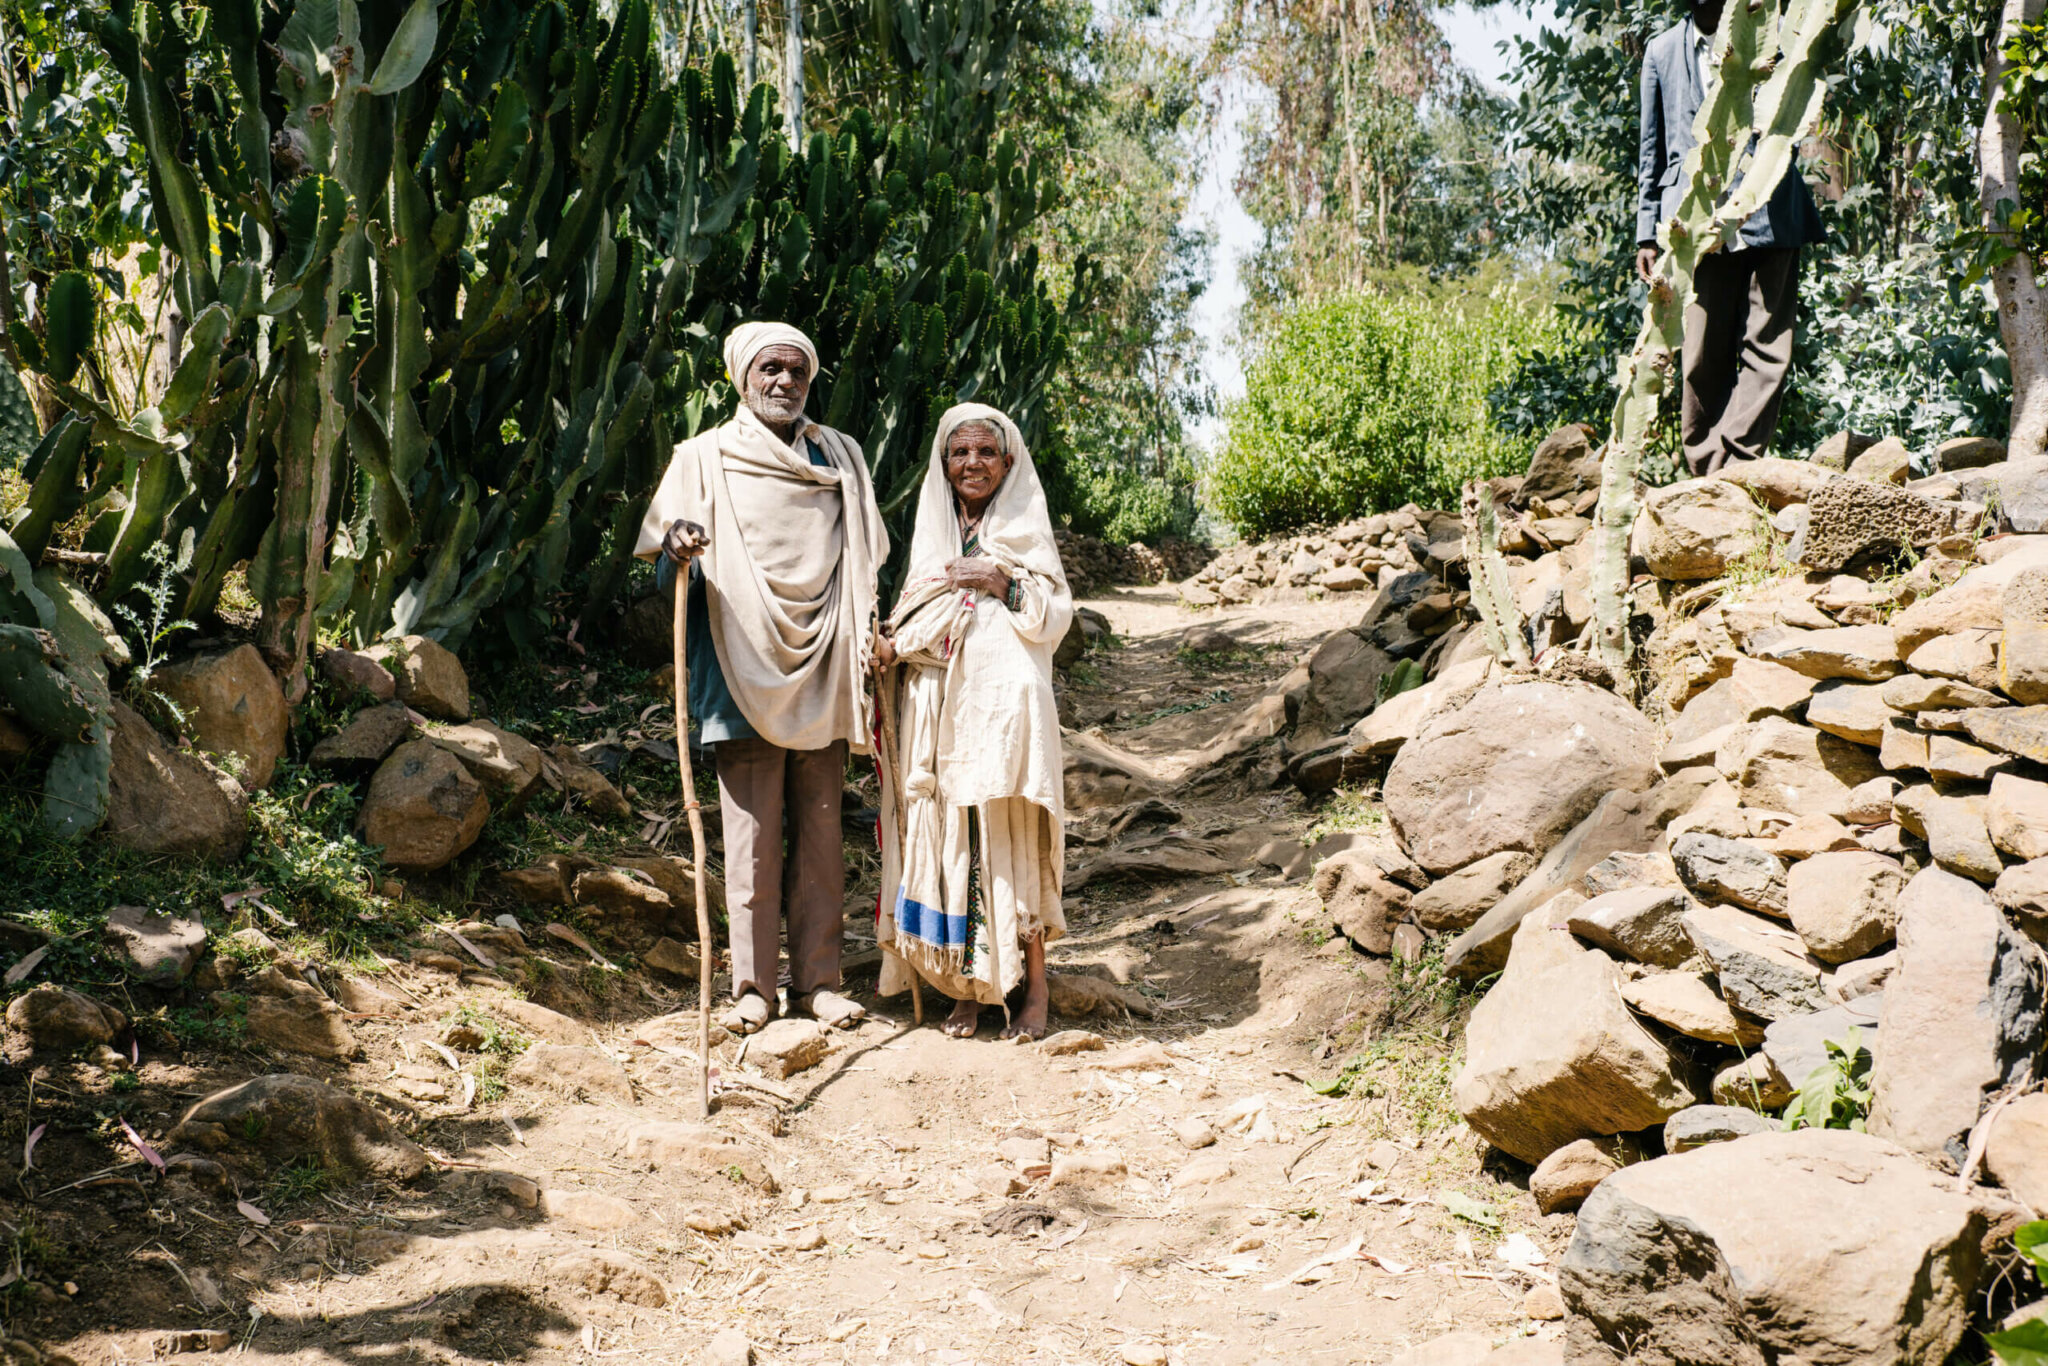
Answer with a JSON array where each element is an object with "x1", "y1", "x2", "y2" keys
[{"x1": 723, "y1": 321, "x2": 820, "y2": 389}]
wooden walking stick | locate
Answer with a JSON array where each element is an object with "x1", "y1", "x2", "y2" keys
[{"x1": 671, "y1": 561, "x2": 716, "y2": 1119}]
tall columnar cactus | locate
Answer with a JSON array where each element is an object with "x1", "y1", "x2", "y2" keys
[
  {"x1": 0, "y1": 525, "x2": 123, "y2": 838},
  {"x1": 1461, "y1": 479, "x2": 1530, "y2": 669},
  {"x1": 4, "y1": 0, "x2": 1076, "y2": 689},
  {"x1": 1587, "y1": 0, "x2": 1853, "y2": 675}
]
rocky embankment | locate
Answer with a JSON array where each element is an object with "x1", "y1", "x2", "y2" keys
[{"x1": 1251, "y1": 424, "x2": 2048, "y2": 1362}]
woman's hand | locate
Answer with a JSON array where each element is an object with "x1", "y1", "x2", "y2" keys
[
  {"x1": 945, "y1": 556, "x2": 1011, "y2": 600},
  {"x1": 662, "y1": 518, "x2": 708, "y2": 563}
]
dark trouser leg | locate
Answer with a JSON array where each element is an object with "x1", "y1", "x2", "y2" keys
[
  {"x1": 716, "y1": 736, "x2": 785, "y2": 1002},
  {"x1": 783, "y1": 740, "x2": 848, "y2": 998},
  {"x1": 1682, "y1": 250, "x2": 1746, "y2": 478},
  {"x1": 1718, "y1": 246, "x2": 1800, "y2": 465}
]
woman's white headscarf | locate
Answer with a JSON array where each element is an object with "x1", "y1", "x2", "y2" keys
[
  {"x1": 902, "y1": 403, "x2": 1067, "y2": 591},
  {"x1": 723, "y1": 321, "x2": 819, "y2": 388}
]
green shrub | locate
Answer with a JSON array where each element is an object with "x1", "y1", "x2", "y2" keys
[{"x1": 1207, "y1": 290, "x2": 1556, "y2": 538}]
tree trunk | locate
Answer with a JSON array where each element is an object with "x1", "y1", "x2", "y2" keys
[
  {"x1": 785, "y1": 0, "x2": 803, "y2": 147},
  {"x1": 1982, "y1": 0, "x2": 2048, "y2": 459}
]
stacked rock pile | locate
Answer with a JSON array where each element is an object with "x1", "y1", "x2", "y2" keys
[
  {"x1": 1052, "y1": 531, "x2": 1213, "y2": 594},
  {"x1": 1291, "y1": 426, "x2": 2048, "y2": 1362}
]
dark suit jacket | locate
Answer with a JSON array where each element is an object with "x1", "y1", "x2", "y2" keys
[{"x1": 1636, "y1": 18, "x2": 1825, "y2": 251}]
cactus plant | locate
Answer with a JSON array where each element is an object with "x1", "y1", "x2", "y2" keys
[
  {"x1": 5, "y1": 0, "x2": 1077, "y2": 689},
  {"x1": 1588, "y1": 0, "x2": 1853, "y2": 675}
]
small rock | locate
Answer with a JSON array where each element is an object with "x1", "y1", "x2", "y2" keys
[
  {"x1": 479, "y1": 1171, "x2": 540, "y2": 1208},
  {"x1": 1672, "y1": 832, "x2": 1787, "y2": 916},
  {"x1": 1682, "y1": 901, "x2": 1832, "y2": 1020},
  {"x1": 1408, "y1": 850, "x2": 1537, "y2": 934},
  {"x1": 1051, "y1": 1151, "x2": 1129, "y2": 1186},
  {"x1": 1835, "y1": 949, "x2": 1900, "y2": 1000},
  {"x1": 154, "y1": 644, "x2": 289, "y2": 789},
  {"x1": 357, "y1": 739, "x2": 489, "y2": 872},
  {"x1": 1989, "y1": 773, "x2": 2048, "y2": 862},
  {"x1": 542, "y1": 1188, "x2": 636, "y2": 1230},
  {"x1": 1938, "y1": 435, "x2": 2006, "y2": 471},
  {"x1": 553, "y1": 1250, "x2": 668, "y2": 1308},
  {"x1": 363, "y1": 635, "x2": 470, "y2": 720},
  {"x1": 244, "y1": 988, "x2": 358, "y2": 1059},
  {"x1": 1523, "y1": 1283, "x2": 1566, "y2": 1321},
  {"x1": 1620, "y1": 972, "x2": 1764, "y2": 1046},
  {"x1": 1173, "y1": 1118, "x2": 1217, "y2": 1150},
  {"x1": 317, "y1": 647, "x2": 396, "y2": 701},
  {"x1": 1786, "y1": 850, "x2": 1906, "y2": 964},
  {"x1": 1761, "y1": 812, "x2": 1861, "y2": 861},
  {"x1": 1921, "y1": 792, "x2": 2003, "y2": 884},
  {"x1": 308, "y1": 701, "x2": 416, "y2": 766},
  {"x1": 1847, "y1": 435, "x2": 1912, "y2": 484},
  {"x1": 622, "y1": 1122, "x2": 775, "y2": 1188},
  {"x1": 1722, "y1": 716, "x2": 1884, "y2": 821},
  {"x1": 1662, "y1": 1103, "x2": 1775, "y2": 1152},
  {"x1": 1986, "y1": 1092, "x2": 2048, "y2": 1216},
  {"x1": 573, "y1": 867, "x2": 671, "y2": 918},
  {"x1": 1805, "y1": 679, "x2": 1901, "y2": 747},
  {"x1": 1312, "y1": 852, "x2": 1410, "y2": 955},
  {"x1": 548, "y1": 744, "x2": 632, "y2": 819},
  {"x1": 1880, "y1": 673, "x2": 2004, "y2": 711},
  {"x1": 749, "y1": 1018, "x2": 832, "y2": 1080},
  {"x1": 1038, "y1": 1029, "x2": 1106, "y2": 1056},
  {"x1": 1565, "y1": 885, "x2": 1696, "y2": 968},
  {"x1": 104, "y1": 905, "x2": 206, "y2": 986},
  {"x1": 1529, "y1": 1137, "x2": 1625, "y2": 1215},
  {"x1": 1171, "y1": 1151, "x2": 1234, "y2": 1187},
  {"x1": 104, "y1": 700, "x2": 248, "y2": 859},
  {"x1": 1180, "y1": 623, "x2": 1236, "y2": 653},
  {"x1": 1631, "y1": 477, "x2": 1765, "y2": 580},
  {"x1": 1762, "y1": 998, "x2": 1883, "y2": 1096},
  {"x1": 1845, "y1": 776, "x2": 1903, "y2": 825},
  {"x1": 427, "y1": 721, "x2": 543, "y2": 804},
  {"x1": 5, "y1": 985, "x2": 126, "y2": 1054},
  {"x1": 1713, "y1": 1052, "x2": 1793, "y2": 1110},
  {"x1": 643, "y1": 937, "x2": 701, "y2": 978},
  {"x1": 1119, "y1": 1344, "x2": 1168, "y2": 1366},
  {"x1": 1319, "y1": 564, "x2": 1368, "y2": 592},
  {"x1": 1749, "y1": 624, "x2": 1905, "y2": 681},
  {"x1": 1926, "y1": 732, "x2": 2010, "y2": 782}
]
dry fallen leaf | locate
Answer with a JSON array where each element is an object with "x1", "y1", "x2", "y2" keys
[
  {"x1": 4, "y1": 946, "x2": 49, "y2": 987},
  {"x1": 236, "y1": 1200, "x2": 271, "y2": 1227}
]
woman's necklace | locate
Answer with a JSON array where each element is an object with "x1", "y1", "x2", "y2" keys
[{"x1": 958, "y1": 508, "x2": 983, "y2": 543}]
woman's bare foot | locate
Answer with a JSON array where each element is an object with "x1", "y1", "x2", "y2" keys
[
  {"x1": 1002, "y1": 933, "x2": 1050, "y2": 1041},
  {"x1": 943, "y1": 997, "x2": 982, "y2": 1038}
]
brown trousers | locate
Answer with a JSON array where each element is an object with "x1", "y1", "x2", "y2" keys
[
  {"x1": 1682, "y1": 246, "x2": 1801, "y2": 477},
  {"x1": 715, "y1": 736, "x2": 847, "y2": 1002}
]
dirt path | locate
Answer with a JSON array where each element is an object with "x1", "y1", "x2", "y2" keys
[{"x1": 15, "y1": 590, "x2": 1563, "y2": 1366}]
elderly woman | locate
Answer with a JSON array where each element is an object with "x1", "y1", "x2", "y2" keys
[{"x1": 874, "y1": 404, "x2": 1072, "y2": 1040}]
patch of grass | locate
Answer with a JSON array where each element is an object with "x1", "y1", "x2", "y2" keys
[
  {"x1": 442, "y1": 1004, "x2": 531, "y2": 1061},
  {"x1": 1067, "y1": 661, "x2": 1102, "y2": 688},
  {"x1": 1305, "y1": 786, "x2": 1384, "y2": 848},
  {"x1": 265, "y1": 1156, "x2": 331, "y2": 1206},
  {"x1": 0, "y1": 1213, "x2": 77, "y2": 1296},
  {"x1": 1109, "y1": 688, "x2": 1233, "y2": 731},
  {"x1": 1173, "y1": 644, "x2": 1271, "y2": 675},
  {"x1": 1311, "y1": 946, "x2": 1474, "y2": 1137}
]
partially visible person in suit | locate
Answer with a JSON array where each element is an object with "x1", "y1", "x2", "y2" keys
[{"x1": 1636, "y1": 0, "x2": 1826, "y2": 476}]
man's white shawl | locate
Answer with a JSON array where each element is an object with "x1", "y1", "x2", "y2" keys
[
  {"x1": 877, "y1": 404, "x2": 1072, "y2": 1002},
  {"x1": 632, "y1": 323, "x2": 887, "y2": 754}
]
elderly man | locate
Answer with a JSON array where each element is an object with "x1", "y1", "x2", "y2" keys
[
  {"x1": 1636, "y1": 0, "x2": 1824, "y2": 476},
  {"x1": 634, "y1": 322, "x2": 889, "y2": 1033}
]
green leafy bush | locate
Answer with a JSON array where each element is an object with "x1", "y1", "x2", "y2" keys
[{"x1": 1206, "y1": 291, "x2": 1553, "y2": 538}]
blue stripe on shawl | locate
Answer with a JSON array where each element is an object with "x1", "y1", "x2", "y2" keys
[{"x1": 894, "y1": 889, "x2": 969, "y2": 950}]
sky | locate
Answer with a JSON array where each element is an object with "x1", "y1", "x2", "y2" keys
[{"x1": 1185, "y1": 2, "x2": 1557, "y2": 435}]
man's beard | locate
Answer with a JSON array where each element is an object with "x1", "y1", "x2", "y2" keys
[{"x1": 745, "y1": 389, "x2": 806, "y2": 427}]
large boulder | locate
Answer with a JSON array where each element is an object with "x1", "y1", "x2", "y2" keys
[
  {"x1": 1453, "y1": 900, "x2": 1701, "y2": 1165},
  {"x1": 1869, "y1": 866, "x2": 2048, "y2": 1165},
  {"x1": 363, "y1": 634, "x2": 470, "y2": 719},
  {"x1": 169, "y1": 1074, "x2": 429, "y2": 1180},
  {"x1": 103, "y1": 699, "x2": 249, "y2": 859},
  {"x1": 358, "y1": 739, "x2": 490, "y2": 871},
  {"x1": 154, "y1": 644, "x2": 288, "y2": 789},
  {"x1": 1446, "y1": 774, "x2": 1712, "y2": 982},
  {"x1": 1559, "y1": 1130, "x2": 1986, "y2": 1366},
  {"x1": 1631, "y1": 479, "x2": 1765, "y2": 581},
  {"x1": 1385, "y1": 679, "x2": 1659, "y2": 876}
]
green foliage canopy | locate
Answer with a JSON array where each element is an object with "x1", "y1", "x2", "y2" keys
[{"x1": 1207, "y1": 289, "x2": 1553, "y2": 539}]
